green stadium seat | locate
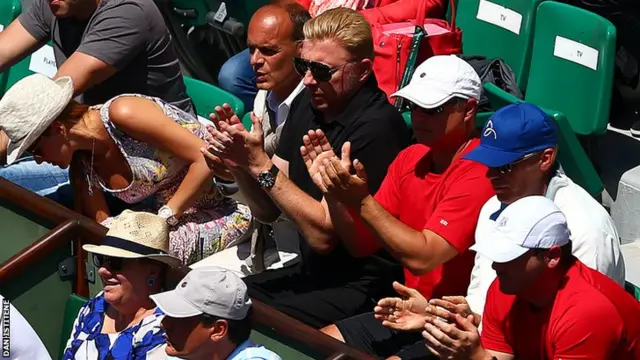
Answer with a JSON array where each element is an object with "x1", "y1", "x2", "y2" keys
[
  {"x1": 0, "y1": 0, "x2": 23, "y2": 95},
  {"x1": 484, "y1": 83, "x2": 603, "y2": 197},
  {"x1": 625, "y1": 281, "x2": 640, "y2": 301},
  {"x1": 58, "y1": 294, "x2": 89, "y2": 360},
  {"x1": 183, "y1": 75, "x2": 245, "y2": 120},
  {"x1": 457, "y1": 0, "x2": 545, "y2": 92},
  {"x1": 485, "y1": 1, "x2": 616, "y2": 136}
]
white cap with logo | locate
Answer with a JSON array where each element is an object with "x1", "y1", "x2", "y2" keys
[
  {"x1": 391, "y1": 54, "x2": 482, "y2": 109},
  {"x1": 470, "y1": 196, "x2": 571, "y2": 263},
  {"x1": 150, "y1": 266, "x2": 252, "y2": 320}
]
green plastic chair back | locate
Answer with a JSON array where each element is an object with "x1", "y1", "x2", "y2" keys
[
  {"x1": 58, "y1": 294, "x2": 89, "y2": 360},
  {"x1": 483, "y1": 83, "x2": 603, "y2": 196},
  {"x1": 0, "y1": 0, "x2": 23, "y2": 95},
  {"x1": 625, "y1": 281, "x2": 640, "y2": 302},
  {"x1": 457, "y1": 0, "x2": 544, "y2": 91},
  {"x1": 523, "y1": 1, "x2": 616, "y2": 136},
  {"x1": 183, "y1": 75, "x2": 245, "y2": 119}
]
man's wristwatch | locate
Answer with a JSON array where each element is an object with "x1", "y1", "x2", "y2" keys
[
  {"x1": 158, "y1": 205, "x2": 179, "y2": 226},
  {"x1": 257, "y1": 164, "x2": 279, "y2": 189}
]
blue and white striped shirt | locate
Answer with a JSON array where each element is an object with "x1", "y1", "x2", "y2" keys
[{"x1": 62, "y1": 291, "x2": 167, "y2": 359}]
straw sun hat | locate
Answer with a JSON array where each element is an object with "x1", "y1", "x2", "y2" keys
[
  {"x1": 0, "y1": 73, "x2": 74, "y2": 165},
  {"x1": 83, "y1": 210, "x2": 182, "y2": 268}
]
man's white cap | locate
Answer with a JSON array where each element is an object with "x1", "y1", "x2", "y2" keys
[
  {"x1": 150, "y1": 266, "x2": 252, "y2": 320},
  {"x1": 470, "y1": 196, "x2": 570, "y2": 263},
  {"x1": 391, "y1": 55, "x2": 482, "y2": 109}
]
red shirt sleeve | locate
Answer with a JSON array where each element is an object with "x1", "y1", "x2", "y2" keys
[
  {"x1": 423, "y1": 162, "x2": 494, "y2": 252},
  {"x1": 481, "y1": 281, "x2": 515, "y2": 355},
  {"x1": 550, "y1": 301, "x2": 623, "y2": 359}
]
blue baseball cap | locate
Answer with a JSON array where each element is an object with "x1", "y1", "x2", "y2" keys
[{"x1": 463, "y1": 103, "x2": 557, "y2": 167}]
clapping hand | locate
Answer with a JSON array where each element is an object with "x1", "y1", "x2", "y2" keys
[
  {"x1": 422, "y1": 312, "x2": 484, "y2": 359},
  {"x1": 300, "y1": 129, "x2": 338, "y2": 182},
  {"x1": 201, "y1": 104, "x2": 270, "y2": 174},
  {"x1": 300, "y1": 132, "x2": 369, "y2": 208},
  {"x1": 373, "y1": 282, "x2": 428, "y2": 332}
]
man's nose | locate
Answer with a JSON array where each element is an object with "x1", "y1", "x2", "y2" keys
[{"x1": 303, "y1": 70, "x2": 316, "y2": 86}]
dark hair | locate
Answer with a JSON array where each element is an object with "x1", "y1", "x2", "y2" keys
[
  {"x1": 533, "y1": 241, "x2": 573, "y2": 264},
  {"x1": 283, "y1": 3, "x2": 311, "y2": 42},
  {"x1": 201, "y1": 307, "x2": 253, "y2": 345},
  {"x1": 56, "y1": 100, "x2": 90, "y2": 125},
  {"x1": 42, "y1": 100, "x2": 89, "y2": 136}
]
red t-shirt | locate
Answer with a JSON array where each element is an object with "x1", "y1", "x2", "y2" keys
[
  {"x1": 353, "y1": 140, "x2": 495, "y2": 298},
  {"x1": 482, "y1": 259, "x2": 640, "y2": 359}
]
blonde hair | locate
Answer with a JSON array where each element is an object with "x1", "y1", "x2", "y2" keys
[{"x1": 303, "y1": 7, "x2": 374, "y2": 61}]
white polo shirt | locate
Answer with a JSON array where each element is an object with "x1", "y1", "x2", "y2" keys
[
  {"x1": 0, "y1": 294, "x2": 52, "y2": 360},
  {"x1": 466, "y1": 171, "x2": 626, "y2": 317}
]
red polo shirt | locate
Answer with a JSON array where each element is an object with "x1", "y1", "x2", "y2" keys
[
  {"x1": 482, "y1": 259, "x2": 640, "y2": 359},
  {"x1": 353, "y1": 140, "x2": 494, "y2": 298}
]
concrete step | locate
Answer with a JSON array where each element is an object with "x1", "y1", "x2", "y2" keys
[{"x1": 621, "y1": 242, "x2": 640, "y2": 285}]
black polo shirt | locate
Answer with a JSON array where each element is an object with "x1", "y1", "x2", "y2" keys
[{"x1": 275, "y1": 75, "x2": 411, "y2": 278}]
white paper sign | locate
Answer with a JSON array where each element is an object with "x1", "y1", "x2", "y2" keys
[
  {"x1": 553, "y1": 36, "x2": 599, "y2": 71},
  {"x1": 476, "y1": 0, "x2": 523, "y2": 35},
  {"x1": 0, "y1": 25, "x2": 4, "y2": 33},
  {"x1": 28, "y1": 44, "x2": 57, "y2": 78},
  {"x1": 213, "y1": 2, "x2": 227, "y2": 23}
]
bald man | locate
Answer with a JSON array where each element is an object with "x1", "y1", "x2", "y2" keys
[
  {"x1": 196, "y1": 3, "x2": 309, "y2": 276},
  {"x1": 247, "y1": 2, "x2": 309, "y2": 152}
]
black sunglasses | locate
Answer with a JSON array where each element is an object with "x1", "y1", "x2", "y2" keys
[
  {"x1": 407, "y1": 102, "x2": 445, "y2": 116},
  {"x1": 492, "y1": 152, "x2": 541, "y2": 174},
  {"x1": 293, "y1": 56, "x2": 343, "y2": 82},
  {"x1": 407, "y1": 98, "x2": 465, "y2": 116},
  {"x1": 93, "y1": 254, "x2": 124, "y2": 271}
]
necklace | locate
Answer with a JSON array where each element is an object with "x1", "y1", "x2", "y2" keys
[{"x1": 86, "y1": 137, "x2": 95, "y2": 196}]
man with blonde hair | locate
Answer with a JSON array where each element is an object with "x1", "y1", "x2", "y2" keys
[{"x1": 203, "y1": 7, "x2": 410, "y2": 328}]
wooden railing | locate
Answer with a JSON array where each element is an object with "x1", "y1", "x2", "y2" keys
[{"x1": 0, "y1": 178, "x2": 375, "y2": 360}]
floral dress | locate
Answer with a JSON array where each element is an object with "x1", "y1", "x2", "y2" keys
[
  {"x1": 62, "y1": 292, "x2": 167, "y2": 359},
  {"x1": 87, "y1": 94, "x2": 252, "y2": 265}
]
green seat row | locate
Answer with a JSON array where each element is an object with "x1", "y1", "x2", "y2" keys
[{"x1": 450, "y1": 0, "x2": 615, "y2": 197}]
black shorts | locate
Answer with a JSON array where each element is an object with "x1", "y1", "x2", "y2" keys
[
  {"x1": 336, "y1": 312, "x2": 436, "y2": 360},
  {"x1": 244, "y1": 265, "x2": 401, "y2": 329}
]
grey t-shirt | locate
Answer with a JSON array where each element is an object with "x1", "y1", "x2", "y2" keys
[{"x1": 18, "y1": 0, "x2": 194, "y2": 115}]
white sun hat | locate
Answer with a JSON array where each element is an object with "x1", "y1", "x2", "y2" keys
[
  {"x1": 0, "y1": 73, "x2": 74, "y2": 165},
  {"x1": 83, "y1": 210, "x2": 183, "y2": 268}
]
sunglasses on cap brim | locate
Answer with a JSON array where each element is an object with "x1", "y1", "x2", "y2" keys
[{"x1": 293, "y1": 57, "x2": 344, "y2": 82}]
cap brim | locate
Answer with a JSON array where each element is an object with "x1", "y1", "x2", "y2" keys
[
  {"x1": 6, "y1": 125, "x2": 47, "y2": 165},
  {"x1": 462, "y1": 145, "x2": 525, "y2": 168},
  {"x1": 150, "y1": 290, "x2": 203, "y2": 318},
  {"x1": 391, "y1": 83, "x2": 458, "y2": 109},
  {"x1": 470, "y1": 238, "x2": 529, "y2": 264},
  {"x1": 82, "y1": 244, "x2": 183, "y2": 268}
]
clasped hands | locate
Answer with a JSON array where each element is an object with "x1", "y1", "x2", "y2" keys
[
  {"x1": 374, "y1": 282, "x2": 484, "y2": 359},
  {"x1": 200, "y1": 104, "x2": 272, "y2": 177}
]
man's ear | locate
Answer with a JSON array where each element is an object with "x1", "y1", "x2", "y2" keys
[
  {"x1": 539, "y1": 147, "x2": 557, "y2": 173},
  {"x1": 463, "y1": 98, "x2": 478, "y2": 124},
  {"x1": 357, "y1": 58, "x2": 373, "y2": 82},
  {"x1": 544, "y1": 245, "x2": 562, "y2": 269},
  {"x1": 209, "y1": 319, "x2": 229, "y2": 342}
]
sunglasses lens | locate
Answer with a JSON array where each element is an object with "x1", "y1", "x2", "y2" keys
[
  {"x1": 310, "y1": 64, "x2": 332, "y2": 82},
  {"x1": 94, "y1": 255, "x2": 123, "y2": 271},
  {"x1": 293, "y1": 57, "x2": 307, "y2": 76}
]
